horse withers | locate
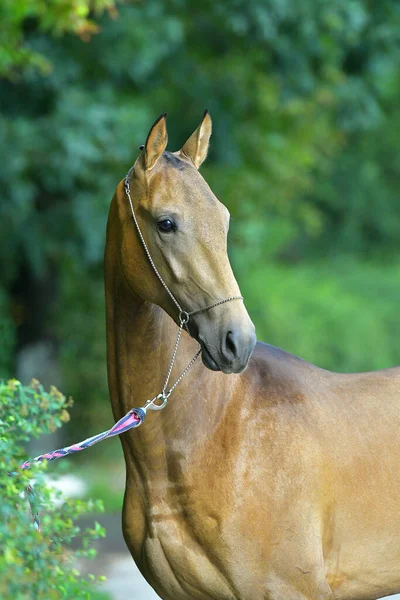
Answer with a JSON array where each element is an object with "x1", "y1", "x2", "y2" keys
[{"x1": 105, "y1": 112, "x2": 400, "y2": 600}]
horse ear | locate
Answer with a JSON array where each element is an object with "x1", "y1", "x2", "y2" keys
[
  {"x1": 144, "y1": 113, "x2": 168, "y2": 170},
  {"x1": 180, "y1": 110, "x2": 212, "y2": 169}
]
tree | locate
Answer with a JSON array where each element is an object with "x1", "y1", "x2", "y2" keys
[
  {"x1": 0, "y1": 0, "x2": 118, "y2": 77},
  {"x1": 1, "y1": 0, "x2": 399, "y2": 413}
]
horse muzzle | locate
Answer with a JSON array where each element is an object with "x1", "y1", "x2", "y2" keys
[{"x1": 198, "y1": 321, "x2": 256, "y2": 374}]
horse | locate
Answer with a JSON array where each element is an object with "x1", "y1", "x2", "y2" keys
[{"x1": 104, "y1": 112, "x2": 400, "y2": 600}]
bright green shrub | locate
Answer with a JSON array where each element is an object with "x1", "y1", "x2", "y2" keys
[
  {"x1": 0, "y1": 379, "x2": 107, "y2": 599},
  {"x1": 236, "y1": 259, "x2": 400, "y2": 373}
]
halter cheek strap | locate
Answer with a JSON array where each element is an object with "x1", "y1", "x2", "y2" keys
[
  {"x1": 123, "y1": 166, "x2": 243, "y2": 410},
  {"x1": 124, "y1": 167, "x2": 243, "y2": 319}
]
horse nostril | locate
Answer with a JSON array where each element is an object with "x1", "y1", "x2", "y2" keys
[{"x1": 225, "y1": 330, "x2": 238, "y2": 360}]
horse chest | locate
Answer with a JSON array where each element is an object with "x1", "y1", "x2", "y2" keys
[{"x1": 139, "y1": 512, "x2": 239, "y2": 600}]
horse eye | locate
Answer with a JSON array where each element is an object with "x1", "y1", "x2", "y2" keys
[{"x1": 157, "y1": 218, "x2": 175, "y2": 233}]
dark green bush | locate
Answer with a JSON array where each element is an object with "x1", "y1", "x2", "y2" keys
[{"x1": 0, "y1": 379, "x2": 107, "y2": 599}]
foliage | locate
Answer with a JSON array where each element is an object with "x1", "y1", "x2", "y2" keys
[
  {"x1": 76, "y1": 460, "x2": 124, "y2": 512},
  {"x1": 0, "y1": 379, "x2": 107, "y2": 599},
  {"x1": 236, "y1": 258, "x2": 400, "y2": 373},
  {"x1": 0, "y1": 289, "x2": 15, "y2": 375},
  {"x1": 0, "y1": 0, "x2": 119, "y2": 77},
  {"x1": 0, "y1": 0, "x2": 399, "y2": 431}
]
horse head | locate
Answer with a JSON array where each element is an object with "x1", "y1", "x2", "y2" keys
[{"x1": 118, "y1": 112, "x2": 256, "y2": 374}]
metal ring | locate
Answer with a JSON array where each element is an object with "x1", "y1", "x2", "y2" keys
[
  {"x1": 150, "y1": 394, "x2": 168, "y2": 411},
  {"x1": 179, "y1": 310, "x2": 190, "y2": 325}
]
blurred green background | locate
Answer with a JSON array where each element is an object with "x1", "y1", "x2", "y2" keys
[{"x1": 1, "y1": 0, "x2": 399, "y2": 436}]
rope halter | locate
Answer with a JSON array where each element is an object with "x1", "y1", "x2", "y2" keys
[{"x1": 124, "y1": 166, "x2": 243, "y2": 412}]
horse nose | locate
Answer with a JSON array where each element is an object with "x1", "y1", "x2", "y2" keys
[
  {"x1": 198, "y1": 317, "x2": 256, "y2": 374},
  {"x1": 222, "y1": 326, "x2": 256, "y2": 368},
  {"x1": 224, "y1": 330, "x2": 240, "y2": 361}
]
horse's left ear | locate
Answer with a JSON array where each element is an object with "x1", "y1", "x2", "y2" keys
[
  {"x1": 144, "y1": 113, "x2": 168, "y2": 171},
  {"x1": 180, "y1": 110, "x2": 212, "y2": 169}
]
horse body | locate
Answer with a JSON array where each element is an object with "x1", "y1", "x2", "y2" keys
[{"x1": 105, "y1": 114, "x2": 400, "y2": 600}]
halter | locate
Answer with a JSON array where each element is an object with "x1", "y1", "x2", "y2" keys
[
  {"x1": 123, "y1": 166, "x2": 243, "y2": 411},
  {"x1": 13, "y1": 166, "x2": 243, "y2": 530}
]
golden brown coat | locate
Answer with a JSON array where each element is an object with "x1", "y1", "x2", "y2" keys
[{"x1": 105, "y1": 114, "x2": 400, "y2": 600}]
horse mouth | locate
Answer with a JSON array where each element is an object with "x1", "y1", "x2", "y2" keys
[
  {"x1": 186, "y1": 320, "x2": 220, "y2": 371},
  {"x1": 200, "y1": 343, "x2": 221, "y2": 371}
]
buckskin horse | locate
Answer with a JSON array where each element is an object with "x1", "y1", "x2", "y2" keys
[{"x1": 105, "y1": 112, "x2": 400, "y2": 600}]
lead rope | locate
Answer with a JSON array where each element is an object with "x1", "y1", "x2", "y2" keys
[{"x1": 13, "y1": 166, "x2": 243, "y2": 530}]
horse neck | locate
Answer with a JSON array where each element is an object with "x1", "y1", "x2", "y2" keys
[{"x1": 105, "y1": 262, "x2": 221, "y2": 477}]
